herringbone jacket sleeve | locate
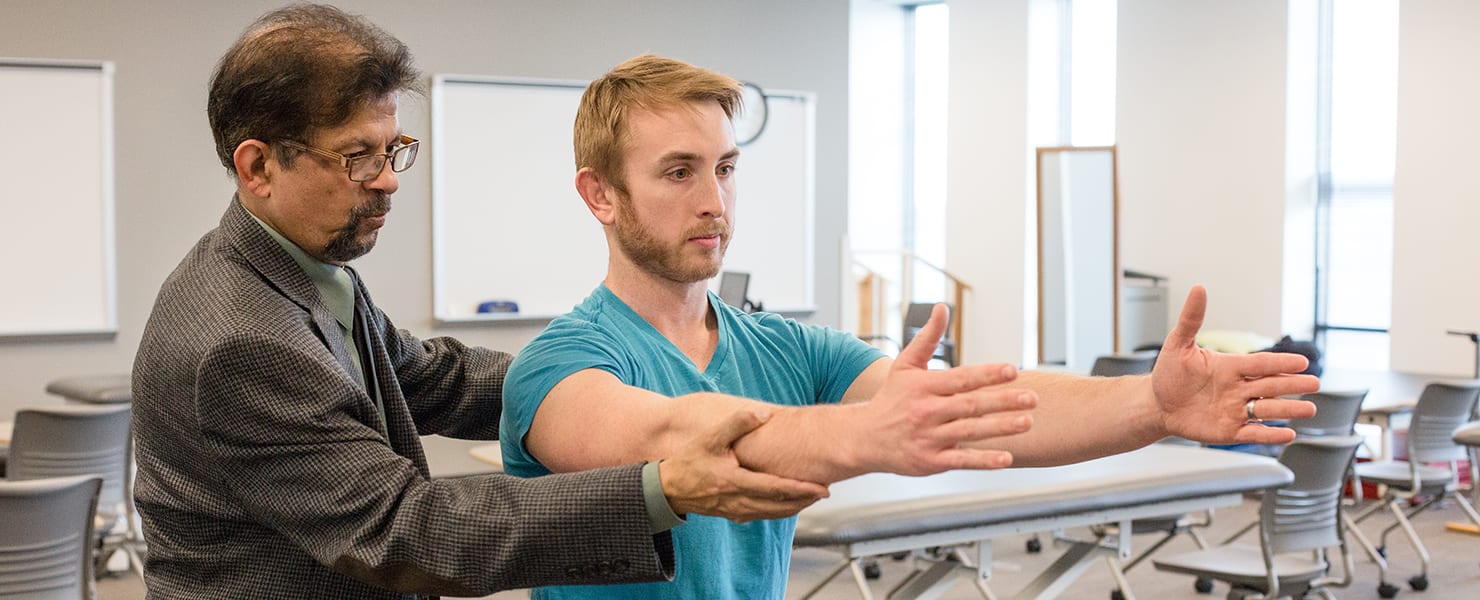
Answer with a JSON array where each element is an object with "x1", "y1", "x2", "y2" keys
[{"x1": 189, "y1": 329, "x2": 674, "y2": 596}]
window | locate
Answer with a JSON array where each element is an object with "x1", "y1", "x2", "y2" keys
[
  {"x1": 907, "y1": 2, "x2": 949, "y2": 301},
  {"x1": 1314, "y1": 0, "x2": 1398, "y2": 370}
]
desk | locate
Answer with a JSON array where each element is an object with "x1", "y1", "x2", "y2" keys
[
  {"x1": 468, "y1": 444, "x2": 503, "y2": 471},
  {"x1": 792, "y1": 445, "x2": 1290, "y2": 600},
  {"x1": 1456, "y1": 422, "x2": 1480, "y2": 447},
  {"x1": 421, "y1": 435, "x2": 502, "y2": 479}
]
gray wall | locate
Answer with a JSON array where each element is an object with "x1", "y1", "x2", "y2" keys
[{"x1": 0, "y1": 0, "x2": 851, "y2": 414}]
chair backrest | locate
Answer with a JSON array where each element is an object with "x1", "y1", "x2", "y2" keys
[
  {"x1": 1406, "y1": 381, "x2": 1480, "y2": 463},
  {"x1": 1289, "y1": 389, "x2": 1368, "y2": 437},
  {"x1": 1089, "y1": 354, "x2": 1156, "y2": 377},
  {"x1": 1263, "y1": 435, "x2": 1362, "y2": 555},
  {"x1": 7, "y1": 404, "x2": 132, "y2": 513},
  {"x1": 0, "y1": 475, "x2": 101, "y2": 600}
]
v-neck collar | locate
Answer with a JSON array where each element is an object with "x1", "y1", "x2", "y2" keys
[{"x1": 594, "y1": 284, "x2": 731, "y2": 376}]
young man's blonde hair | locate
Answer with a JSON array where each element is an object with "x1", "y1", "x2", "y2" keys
[{"x1": 574, "y1": 54, "x2": 742, "y2": 194}]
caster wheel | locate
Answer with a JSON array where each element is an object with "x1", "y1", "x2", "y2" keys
[
  {"x1": 1376, "y1": 546, "x2": 1387, "y2": 558},
  {"x1": 862, "y1": 562, "x2": 881, "y2": 580},
  {"x1": 1110, "y1": 590, "x2": 1125, "y2": 600},
  {"x1": 1378, "y1": 581, "x2": 1400, "y2": 598},
  {"x1": 1408, "y1": 575, "x2": 1428, "y2": 591},
  {"x1": 1195, "y1": 576, "x2": 1215, "y2": 594},
  {"x1": 890, "y1": 551, "x2": 908, "y2": 561},
  {"x1": 1026, "y1": 537, "x2": 1042, "y2": 553}
]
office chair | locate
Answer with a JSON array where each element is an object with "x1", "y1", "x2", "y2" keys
[
  {"x1": 7, "y1": 404, "x2": 143, "y2": 579},
  {"x1": 1153, "y1": 435, "x2": 1362, "y2": 600},
  {"x1": 1089, "y1": 353, "x2": 1158, "y2": 377},
  {"x1": 1221, "y1": 389, "x2": 1370, "y2": 548},
  {"x1": 1290, "y1": 389, "x2": 1369, "y2": 438},
  {"x1": 902, "y1": 302, "x2": 955, "y2": 368},
  {"x1": 1347, "y1": 381, "x2": 1480, "y2": 598},
  {"x1": 0, "y1": 475, "x2": 102, "y2": 600}
]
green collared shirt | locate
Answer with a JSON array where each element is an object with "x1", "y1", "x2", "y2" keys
[{"x1": 243, "y1": 208, "x2": 680, "y2": 533}]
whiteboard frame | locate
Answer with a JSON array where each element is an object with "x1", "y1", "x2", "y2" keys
[
  {"x1": 0, "y1": 58, "x2": 116, "y2": 341},
  {"x1": 429, "y1": 74, "x2": 816, "y2": 326}
]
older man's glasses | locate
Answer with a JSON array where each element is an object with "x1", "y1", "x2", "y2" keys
[{"x1": 279, "y1": 134, "x2": 420, "y2": 182}]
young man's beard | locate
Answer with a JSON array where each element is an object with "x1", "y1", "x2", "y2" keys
[{"x1": 612, "y1": 197, "x2": 729, "y2": 283}]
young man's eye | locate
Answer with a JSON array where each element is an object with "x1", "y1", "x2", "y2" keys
[{"x1": 670, "y1": 168, "x2": 690, "y2": 180}]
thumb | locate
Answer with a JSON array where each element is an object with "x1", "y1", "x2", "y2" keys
[
  {"x1": 704, "y1": 409, "x2": 768, "y2": 453},
  {"x1": 1163, "y1": 285, "x2": 1207, "y2": 351},
  {"x1": 897, "y1": 303, "x2": 948, "y2": 371}
]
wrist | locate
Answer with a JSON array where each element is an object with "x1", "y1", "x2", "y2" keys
[{"x1": 825, "y1": 402, "x2": 874, "y2": 479}]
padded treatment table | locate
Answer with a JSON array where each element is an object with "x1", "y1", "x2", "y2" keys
[
  {"x1": 1456, "y1": 421, "x2": 1480, "y2": 447},
  {"x1": 792, "y1": 444, "x2": 1292, "y2": 600}
]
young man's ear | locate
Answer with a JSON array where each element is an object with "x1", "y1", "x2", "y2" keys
[
  {"x1": 575, "y1": 167, "x2": 618, "y2": 225},
  {"x1": 232, "y1": 140, "x2": 274, "y2": 198}
]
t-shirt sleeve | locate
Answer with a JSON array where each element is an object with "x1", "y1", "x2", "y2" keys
[
  {"x1": 758, "y1": 313, "x2": 886, "y2": 406},
  {"x1": 499, "y1": 320, "x2": 624, "y2": 477}
]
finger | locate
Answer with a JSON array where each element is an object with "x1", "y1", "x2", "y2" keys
[
  {"x1": 929, "y1": 410, "x2": 1034, "y2": 443},
  {"x1": 731, "y1": 497, "x2": 825, "y2": 523},
  {"x1": 1162, "y1": 285, "x2": 1207, "y2": 351},
  {"x1": 1233, "y1": 423, "x2": 1298, "y2": 445},
  {"x1": 896, "y1": 303, "x2": 948, "y2": 370},
  {"x1": 919, "y1": 363, "x2": 1020, "y2": 396},
  {"x1": 1239, "y1": 374, "x2": 1320, "y2": 400},
  {"x1": 1244, "y1": 397, "x2": 1317, "y2": 421},
  {"x1": 921, "y1": 388, "x2": 1036, "y2": 425},
  {"x1": 931, "y1": 447, "x2": 1016, "y2": 471},
  {"x1": 1233, "y1": 351, "x2": 1312, "y2": 378},
  {"x1": 703, "y1": 409, "x2": 767, "y2": 454},
  {"x1": 728, "y1": 469, "x2": 830, "y2": 501}
]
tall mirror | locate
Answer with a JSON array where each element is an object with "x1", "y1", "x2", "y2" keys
[{"x1": 1037, "y1": 146, "x2": 1119, "y2": 369}]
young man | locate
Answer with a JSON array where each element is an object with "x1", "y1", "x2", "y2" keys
[
  {"x1": 500, "y1": 54, "x2": 1319, "y2": 598},
  {"x1": 131, "y1": 8, "x2": 828, "y2": 599}
]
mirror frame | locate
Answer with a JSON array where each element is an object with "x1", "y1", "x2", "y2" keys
[{"x1": 1035, "y1": 145, "x2": 1120, "y2": 365}]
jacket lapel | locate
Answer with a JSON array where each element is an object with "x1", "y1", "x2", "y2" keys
[{"x1": 219, "y1": 198, "x2": 361, "y2": 392}]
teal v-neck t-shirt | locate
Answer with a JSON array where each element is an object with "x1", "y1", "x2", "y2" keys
[{"x1": 501, "y1": 285, "x2": 883, "y2": 599}]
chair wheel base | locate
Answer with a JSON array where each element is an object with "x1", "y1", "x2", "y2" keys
[
  {"x1": 1408, "y1": 574, "x2": 1428, "y2": 591},
  {"x1": 1378, "y1": 581, "x2": 1401, "y2": 598},
  {"x1": 1026, "y1": 537, "x2": 1042, "y2": 553},
  {"x1": 1195, "y1": 576, "x2": 1215, "y2": 593}
]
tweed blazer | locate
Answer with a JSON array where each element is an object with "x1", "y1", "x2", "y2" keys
[{"x1": 131, "y1": 199, "x2": 674, "y2": 599}]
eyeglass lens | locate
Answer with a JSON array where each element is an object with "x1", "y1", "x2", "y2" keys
[{"x1": 349, "y1": 143, "x2": 418, "y2": 181}]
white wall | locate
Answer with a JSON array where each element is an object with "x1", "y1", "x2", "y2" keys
[
  {"x1": 945, "y1": 0, "x2": 1034, "y2": 366},
  {"x1": 1390, "y1": 0, "x2": 1480, "y2": 376},
  {"x1": 0, "y1": 0, "x2": 852, "y2": 414},
  {"x1": 1117, "y1": 0, "x2": 1291, "y2": 339}
]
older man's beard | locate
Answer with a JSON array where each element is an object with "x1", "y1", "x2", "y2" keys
[
  {"x1": 323, "y1": 193, "x2": 392, "y2": 263},
  {"x1": 612, "y1": 198, "x2": 730, "y2": 284}
]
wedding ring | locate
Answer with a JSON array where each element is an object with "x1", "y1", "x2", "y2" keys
[{"x1": 1246, "y1": 399, "x2": 1261, "y2": 422}]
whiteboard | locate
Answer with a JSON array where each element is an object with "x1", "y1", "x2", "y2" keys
[
  {"x1": 431, "y1": 75, "x2": 816, "y2": 324},
  {"x1": 0, "y1": 59, "x2": 115, "y2": 339}
]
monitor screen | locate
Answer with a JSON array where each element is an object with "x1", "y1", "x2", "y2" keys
[{"x1": 718, "y1": 271, "x2": 750, "y2": 308}]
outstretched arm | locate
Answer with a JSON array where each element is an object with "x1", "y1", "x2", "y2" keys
[
  {"x1": 961, "y1": 285, "x2": 1320, "y2": 466},
  {"x1": 524, "y1": 308, "x2": 1035, "y2": 485}
]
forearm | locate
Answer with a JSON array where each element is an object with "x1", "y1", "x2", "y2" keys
[
  {"x1": 656, "y1": 394, "x2": 871, "y2": 484},
  {"x1": 973, "y1": 370, "x2": 1167, "y2": 466}
]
